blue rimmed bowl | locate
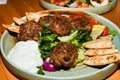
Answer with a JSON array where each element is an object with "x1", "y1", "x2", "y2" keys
[
  {"x1": 39, "y1": 0, "x2": 117, "y2": 14},
  {"x1": 1, "y1": 9, "x2": 120, "y2": 80}
]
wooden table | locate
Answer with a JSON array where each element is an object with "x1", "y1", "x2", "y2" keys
[{"x1": 0, "y1": 0, "x2": 120, "y2": 80}]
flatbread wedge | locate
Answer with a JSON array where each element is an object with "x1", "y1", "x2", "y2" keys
[
  {"x1": 83, "y1": 53, "x2": 120, "y2": 66},
  {"x1": 2, "y1": 24, "x2": 20, "y2": 33},
  {"x1": 83, "y1": 35, "x2": 113, "y2": 49},
  {"x1": 85, "y1": 48, "x2": 119, "y2": 56}
]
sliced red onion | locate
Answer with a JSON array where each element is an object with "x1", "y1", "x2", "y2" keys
[
  {"x1": 42, "y1": 58, "x2": 57, "y2": 72},
  {"x1": 16, "y1": 34, "x2": 21, "y2": 41}
]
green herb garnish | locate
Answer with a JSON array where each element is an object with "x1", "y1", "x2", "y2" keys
[
  {"x1": 108, "y1": 27, "x2": 117, "y2": 36},
  {"x1": 37, "y1": 66, "x2": 45, "y2": 75}
]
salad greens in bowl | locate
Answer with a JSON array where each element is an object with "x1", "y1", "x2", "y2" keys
[{"x1": 1, "y1": 10, "x2": 120, "y2": 80}]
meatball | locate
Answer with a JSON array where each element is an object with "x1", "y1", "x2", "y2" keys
[
  {"x1": 49, "y1": 42, "x2": 78, "y2": 69},
  {"x1": 71, "y1": 17, "x2": 92, "y2": 32},
  {"x1": 18, "y1": 21, "x2": 42, "y2": 41},
  {"x1": 49, "y1": 17, "x2": 71, "y2": 36},
  {"x1": 38, "y1": 15, "x2": 56, "y2": 26}
]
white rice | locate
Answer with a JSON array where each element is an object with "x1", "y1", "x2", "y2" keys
[{"x1": 7, "y1": 40, "x2": 43, "y2": 73}]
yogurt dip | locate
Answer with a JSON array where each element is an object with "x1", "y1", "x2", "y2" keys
[{"x1": 7, "y1": 40, "x2": 43, "y2": 73}]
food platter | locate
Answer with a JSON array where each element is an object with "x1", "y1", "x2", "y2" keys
[
  {"x1": 1, "y1": 10, "x2": 120, "y2": 80},
  {"x1": 39, "y1": 0, "x2": 117, "y2": 14}
]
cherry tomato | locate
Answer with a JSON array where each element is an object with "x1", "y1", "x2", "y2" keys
[
  {"x1": 101, "y1": 27, "x2": 109, "y2": 36},
  {"x1": 100, "y1": 0, "x2": 104, "y2": 2},
  {"x1": 54, "y1": 13, "x2": 61, "y2": 17},
  {"x1": 89, "y1": 19, "x2": 99, "y2": 26},
  {"x1": 53, "y1": 0, "x2": 65, "y2": 4},
  {"x1": 69, "y1": 15, "x2": 82, "y2": 20},
  {"x1": 77, "y1": 2, "x2": 82, "y2": 8}
]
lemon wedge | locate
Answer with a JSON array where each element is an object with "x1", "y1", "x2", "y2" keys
[{"x1": 90, "y1": 25, "x2": 105, "y2": 40}]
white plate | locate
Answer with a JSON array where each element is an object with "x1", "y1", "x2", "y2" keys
[{"x1": 39, "y1": 0, "x2": 117, "y2": 14}]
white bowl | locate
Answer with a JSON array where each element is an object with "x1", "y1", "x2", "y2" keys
[
  {"x1": 1, "y1": 10, "x2": 120, "y2": 80},
  {"x1": 39, "y1": 0, "x2": 117, "y2": 14}
]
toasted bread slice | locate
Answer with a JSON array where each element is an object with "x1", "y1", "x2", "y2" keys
[
  {"x1": 25, "y1": 12, "x2": 49, "y2": 22},
  {"x1": 13, "y1": 17, "x2": 25, "y2": 25},
  {"x1": 83, "y1": 35, "x2": 113, "y2": 49},
  {"x1": 2, "y1": 24, "x2": 20, "y2": 33},
  {"x1": 83, "y1": 53, "x2": 120, "y2": 66},
  {"x1": 85, "y1": 48, "x2": 118, "y2": 56}
]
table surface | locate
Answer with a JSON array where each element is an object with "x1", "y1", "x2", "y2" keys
[{"x1": 0, "y1": 0, "x2": 120, "y2": 80}]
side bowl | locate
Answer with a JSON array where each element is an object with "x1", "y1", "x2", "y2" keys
[
  {"x1": 39, "y1": 0, "x2": 117, "y2": 14},
  {"x1": 1, "y1": 10, "x2": 120, "y2": 80}
]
